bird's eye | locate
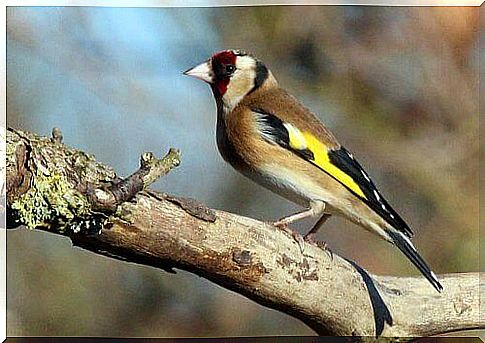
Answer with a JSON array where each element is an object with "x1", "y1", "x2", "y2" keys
[{"x1": 225, "y1": 64, "x2": 236, "y2": 74}]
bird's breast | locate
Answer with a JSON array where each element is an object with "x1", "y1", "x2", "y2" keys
[
  {"x1": 216, "y1": 122, "x2": 315, "y2": 207},
  {"x1": 216, "y1": 113, "x2": 246, "y2": 169}
]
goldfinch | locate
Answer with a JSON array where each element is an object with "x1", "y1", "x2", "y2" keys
[{"x1": 184, "y1": 49, "x2": 443, "y2": 292}]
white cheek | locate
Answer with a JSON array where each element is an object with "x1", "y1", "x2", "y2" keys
[
  {"x1": 222, "y1": 94, "x2": 245, "y2": 113},
  {"x1": 235, "y1": 55, "x2": 257, "y2": 70},
  {"x1": 222, "y1": 69, "x2": 256, "y2": 112}
]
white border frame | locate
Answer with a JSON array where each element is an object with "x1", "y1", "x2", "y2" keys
[
  {"x1": 1, "y1": 2, "x2": 6, "y2": 341},
  {"x1": 3, "y1": 0, "x2": 485, "y2": 6}
]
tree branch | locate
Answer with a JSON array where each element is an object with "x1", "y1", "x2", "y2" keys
[{"x1": 5, "y1": 127, "x2": 483, "y2": 339}]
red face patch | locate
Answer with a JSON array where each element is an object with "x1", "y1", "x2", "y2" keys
[
  {"x1": 210, "y1": 50, "x2": 238, "y2": 97},
  {"x1": 212, "y1": 50, "x2": 237, "y2": 66}
]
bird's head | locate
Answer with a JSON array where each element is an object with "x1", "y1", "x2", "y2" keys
[{"x1": 184, "y1": 49, "x2": 275, "y2": 111}]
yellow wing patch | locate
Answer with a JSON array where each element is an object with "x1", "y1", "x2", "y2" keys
[
  {"x1": 284, "y1": 123, "x2": 307, "y2": 150},
  {"x1": 285, "y1": 124, "x2": 366, "y2": 199}
]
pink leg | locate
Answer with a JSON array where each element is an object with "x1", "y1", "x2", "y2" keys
[
  {"x1": 273, "y1": 200, "x2": 327, "y2": 227},
  {"x1": 304, "y1": 213, "x2": 331, "y2": 239},
  {"x1": 273, "y1": 208, "x2": 315, "y2": 227},
  {"x1": 304, "y1": 213, "x2": 333, "y2": 257},
  {"x1": 273, "y1": 200, "x2": 327, "y2": 253}
]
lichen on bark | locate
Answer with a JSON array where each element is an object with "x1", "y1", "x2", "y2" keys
[
  {"x1": 8, "y1": 129, "x2": 117, "y2": 232},
  {"x1": 11, "y1": 169, "x2": 92, "y2": 230},
  {"x1": 7, "y1": 128, "x2": 180, "y2": 234}
]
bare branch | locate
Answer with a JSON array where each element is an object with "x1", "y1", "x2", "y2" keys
[
  {"x1": 5, "y1": 127, "x2": 483, "y2": 339},
  {"x1": 87, "y1": 149, "x2": 181, "y2": 212}
]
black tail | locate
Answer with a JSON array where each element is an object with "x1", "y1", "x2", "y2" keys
[{"x1": 386, "y1": 230, "x2": 443, "y2": 293}]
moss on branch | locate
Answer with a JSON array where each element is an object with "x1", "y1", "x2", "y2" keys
[{"x1": 7, "y1": 128, "x2": 179, "y2": 233}]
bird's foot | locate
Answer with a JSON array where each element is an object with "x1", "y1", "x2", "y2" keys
[
  {"x1": 304, "y1": 233, "x2": 333, "y2": 260},
  {"x1": 304, "y1": 232, "x2": 326, "y2": 248},
  {"x1": 272, "y1": 221, "x2": 305, "y2": 254}
]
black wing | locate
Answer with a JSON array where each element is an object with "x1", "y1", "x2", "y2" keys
[
  {"x1": 328, "y1": 147, "x2": 413, "y2": 237},
  {"x1": 253, "y1": 107, "x2": 315, "y2": 160}
]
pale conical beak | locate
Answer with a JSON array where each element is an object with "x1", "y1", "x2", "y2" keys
[{"x1": 183, "y1": 61, "x2": 213, "y2": 84}]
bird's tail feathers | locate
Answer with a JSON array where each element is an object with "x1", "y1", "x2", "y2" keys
[{"x1": 386, "y1": 229, "x2": 443, "y2": 293}]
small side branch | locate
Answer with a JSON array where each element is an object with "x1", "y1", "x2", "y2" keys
[
  {"x1": 5, "y1": 127, "x2": 484, "y2": 339},
  {"x1": 88, "y1": 149, "x2": 181, "y2": 212}
]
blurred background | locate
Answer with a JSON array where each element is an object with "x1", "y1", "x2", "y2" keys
[{"x1": 6, "y1": 5, "x2": 480, "y2": 337}]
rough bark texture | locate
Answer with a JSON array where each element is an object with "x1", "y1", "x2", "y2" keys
[{"x1": 5, "y1": 127, "x2": 484, "y2": 339}]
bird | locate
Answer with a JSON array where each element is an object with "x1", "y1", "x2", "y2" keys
[{"x1": 183, "y1": 49, "x2": 443, "y2": 292}]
